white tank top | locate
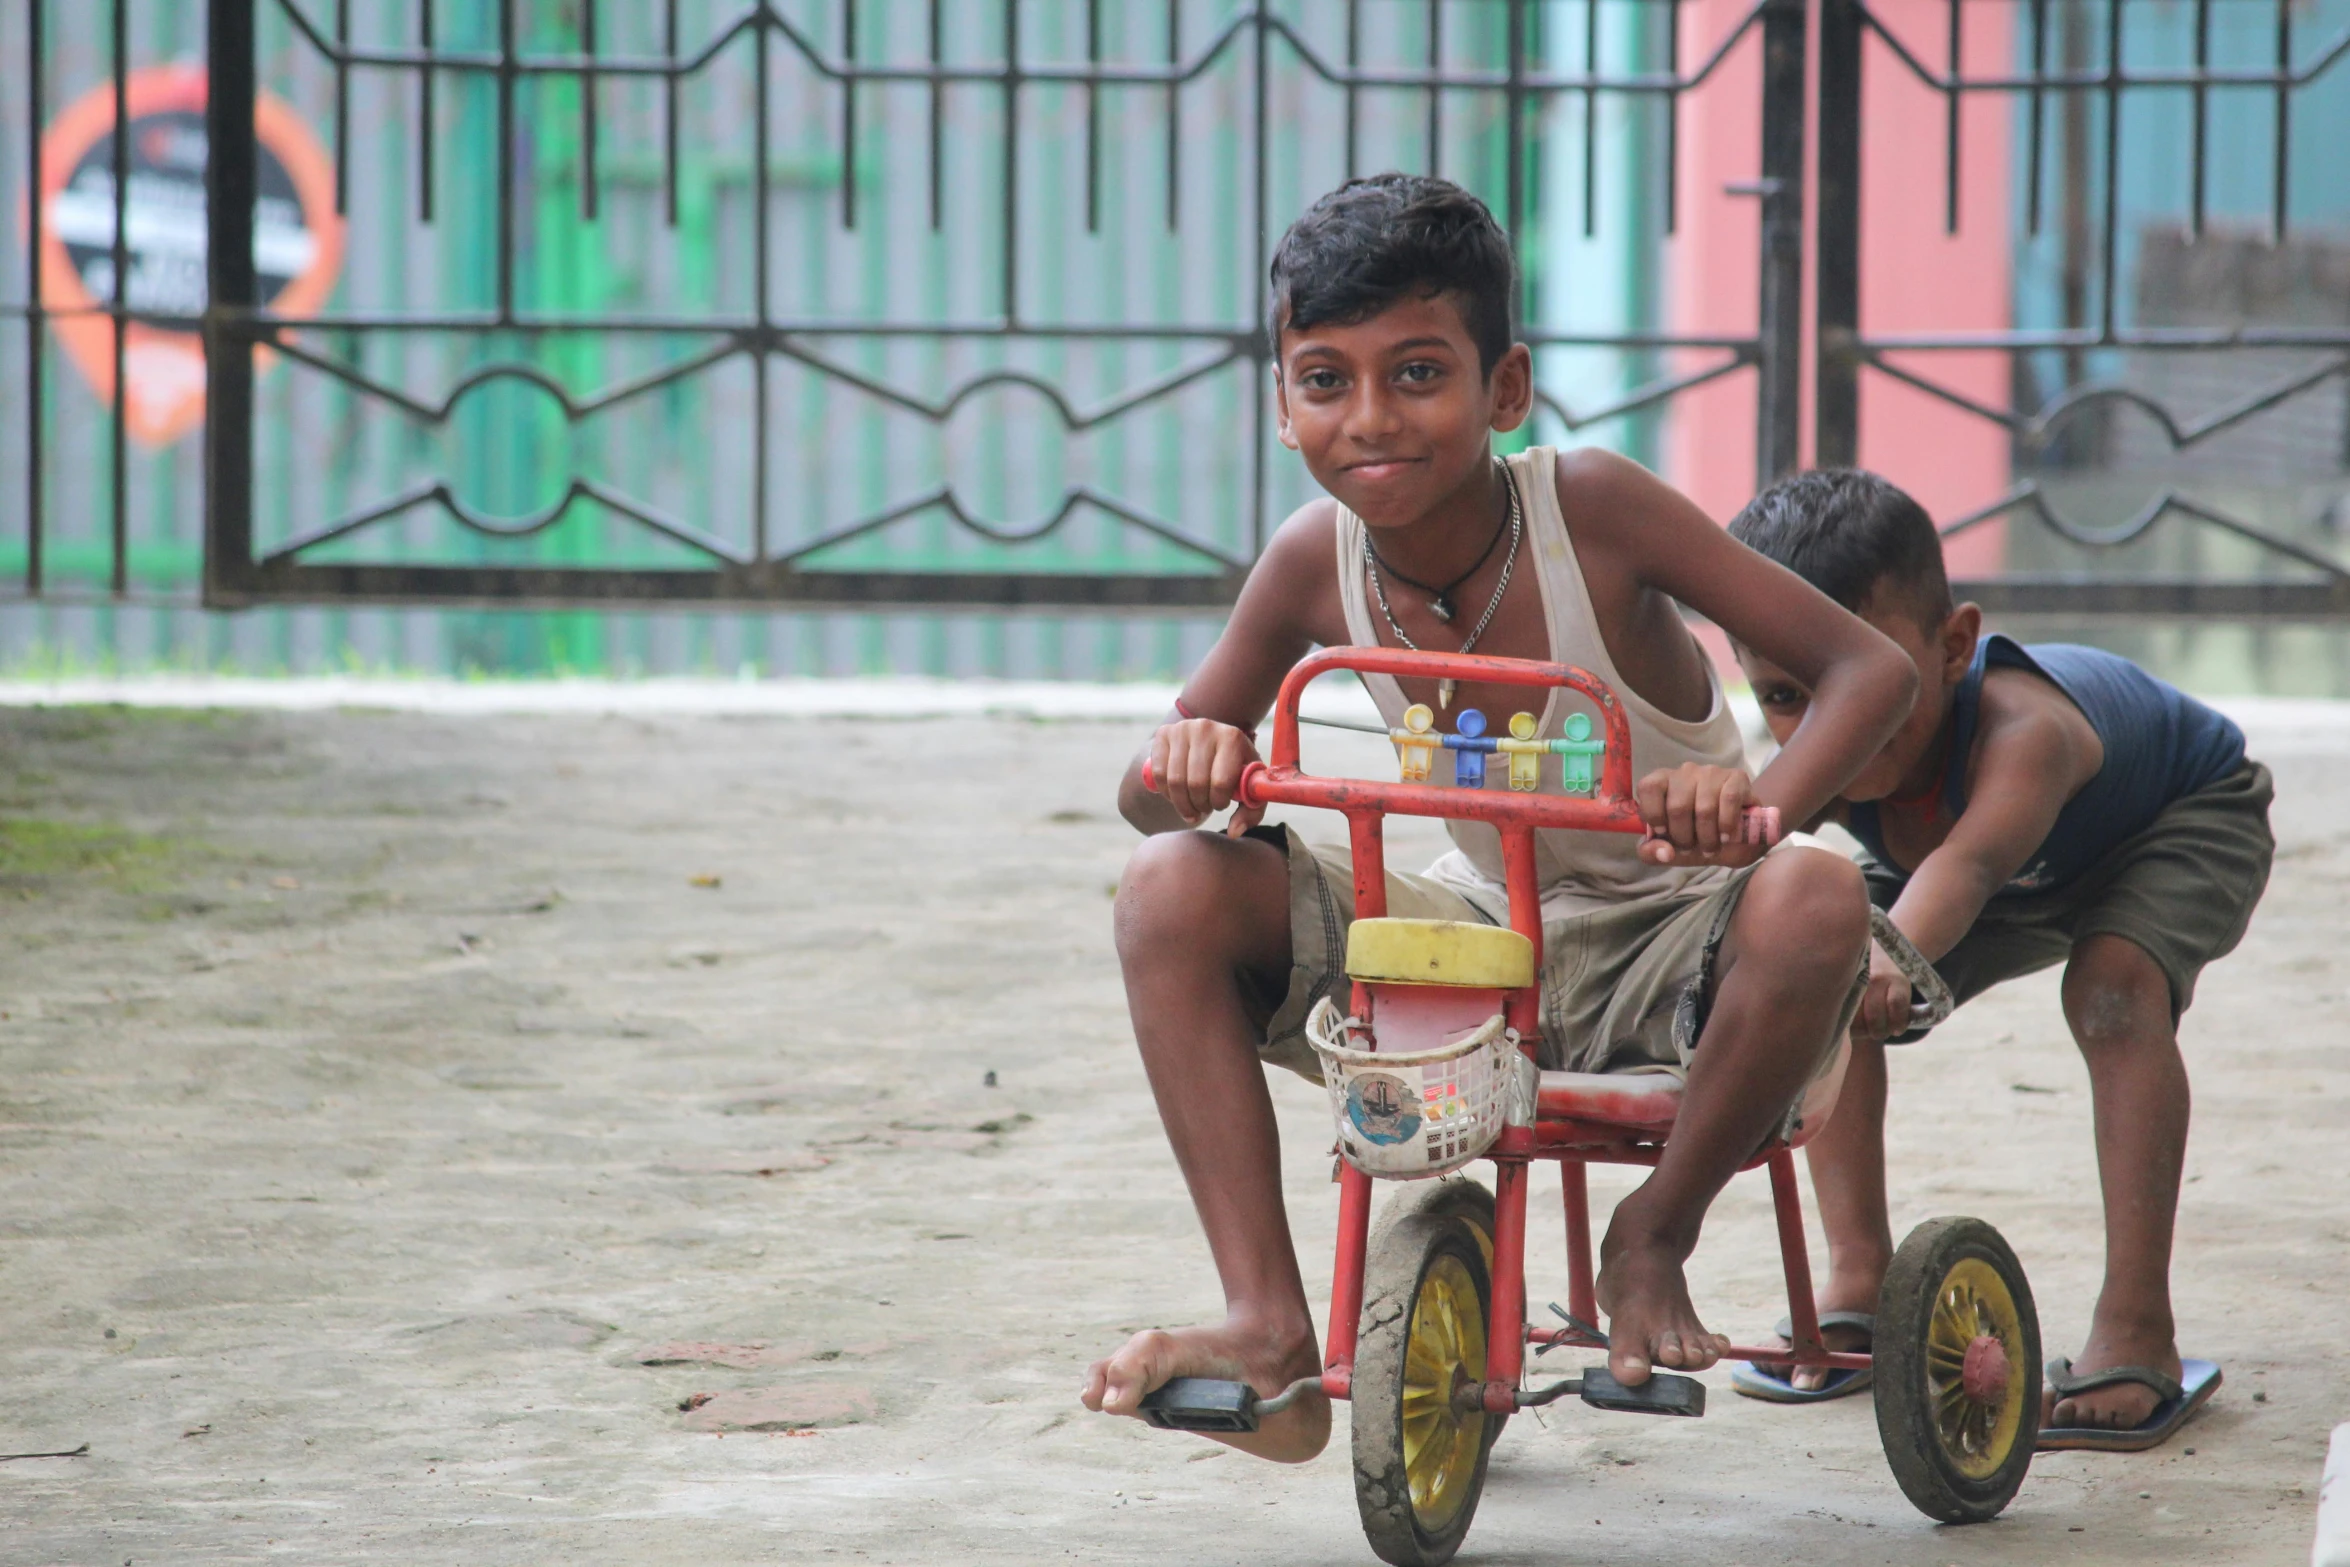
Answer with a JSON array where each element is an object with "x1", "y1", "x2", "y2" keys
[{"x1": 1334, "y1": 445, "x2": 1748, "y2": 920}]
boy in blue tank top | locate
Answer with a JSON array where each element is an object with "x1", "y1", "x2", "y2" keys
[{"x1": 1726, "y1": 470, "x2": 2274, "y2": 1452}]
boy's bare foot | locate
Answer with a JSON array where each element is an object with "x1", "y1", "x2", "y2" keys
[
  {"x1": 1081, "y1": 1318, "x2": 1329, "y2": 1463},
  {"x1": 1594, "y1": 1229, "x2": 1729, "y2": 1387},
  {"x1": 2043, "y1": 1318, "x2": 2182, "y2": 1432}
]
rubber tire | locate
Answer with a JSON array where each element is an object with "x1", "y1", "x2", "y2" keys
[
  {"x1": 1873, "y1": 1216, "x2": 2041, "y2": 1523},
  {"x1": 1353, "y1": 1178, "x2": 1502, "y2": 1567}
]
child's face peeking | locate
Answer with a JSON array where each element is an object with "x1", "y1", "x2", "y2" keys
[
  {"x1": 1272, "y1": 291, "x2": 1532, "y2": 531},
  {"x1": 1736, "y1": 591, "x2": 1981, "y2": 804}
]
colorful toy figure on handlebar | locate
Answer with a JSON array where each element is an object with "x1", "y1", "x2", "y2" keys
[{"x1": 1389, "y1": 704, "x2": 1610, "y2": 796}]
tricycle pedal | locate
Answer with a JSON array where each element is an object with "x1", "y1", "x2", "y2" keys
[
  {"x1": 1138, "y1": 1377, "x2": 1259, "y2": 1433},
  {"x1": 1580, "y1": 1366, "x2": 1706, "y2": 1417}
]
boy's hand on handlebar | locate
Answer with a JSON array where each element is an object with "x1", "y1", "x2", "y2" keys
[
  {"x1": 1634, "y1": 763, "x2": 1768, "y2": 867},
  {"x1": 1850, "y1": 945, "x2": 1915, "y2": 1045},
  {"x1": 1148, "y1": 719, "x2": 1265, "y2": 836}
]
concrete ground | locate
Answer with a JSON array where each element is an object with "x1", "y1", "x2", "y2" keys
[{"x1": 0, "y1": 698, "x2": 2342, "y2": 1565}]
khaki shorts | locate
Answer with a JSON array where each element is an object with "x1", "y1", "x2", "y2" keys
[
  {"x1": 1243, "y1": 825, "x2": 1864, "y2": 1082},
  {"x1": 1870, "y1": 761, "x2": 2275, "y2": 1036}
]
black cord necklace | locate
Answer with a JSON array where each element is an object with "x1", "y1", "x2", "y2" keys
[{"x1": 1363, "y1": 462, "x2": 1510, "y2": 623}]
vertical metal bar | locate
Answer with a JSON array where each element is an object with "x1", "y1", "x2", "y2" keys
[
  {"x1": 1505, "y1": 0, "x2": 1527, "y2": 246},
  {"x1": 2058, "y1": 0, "x2": 2090, "y2": 416},
  {"x1": 2273, "y1": 0, "x2": 2292, "y2": 243},
  {"x1": 841, "y1": 0, "x2": 857, "y2": 228},
  {"x1": 1486, "y1": 1160, "x2": 1531, "y2": 1395},
  {"x1": 1500, "y1": 830, "x2": 1542, "y2": 1037},
  {"x1": 1815, "y1": 0, "x2": 1862, "y2": 469},
  {"x1": 1165, "y1": 0, "x2": 1181, "y2": 230},
  {"x1": 755, "y1": 6, "x2": 771, "y2": 556},
  {"x1": 581, "y1": 0, "x2": 599, "y2": 222},
  {"x1": 1768, "y1": 1151, "x2": 1825, "y2": 1360},
  {"x1": 26, "y1": 0, "x2": 44, "y2": 595},
  {"x1": 1662, "y1": 0, "x2": 1680, "y2": 234},
  {"x1": 2190, "y1": 0, "x2": 2209, "y2": 237},
  {"x1": 2025, "y1": 0, "x2": 2044, "y2": 237},
  {"x1": 205, "y1": 0, "x2": 259, "y2": 606},
  {"x1": 1344, "y1": 0, "x2": 1360, "y2": 180},
  {"x1": 110, "y1": 0, "x2": 128, "y2": 597},
  {"x1": 420, "y1": 0, "x2": 437, "y2": 223},
  {"x1": 1251, "y1": 1, "x2": 1269, "y2": 554},
  {"x1": 334, "y1": 0, "x2": 350, "y2": 215},
  {"x1": 497, "y1": 0, "x2": 516, "y2": 322},
  {"x1": 1323, "y1": 1162, "x2": 1375, "y2": 1381},
  {"x1": 929, "y1": 0, "x2": 944, "y2": 230},
  {"x1": 1085, "y1": 0, "x2": 1101, "y2": 233},
  {"x1": 1003, "y1": 0, "x2": 1021, "y2": 322},
  {"x1": 1944, "y1": 0, "x2": 1961, "y2": 233},
  {"x1": 1425, "y1": 0, "x2": 1442, "y2": 174},
  {"x1": 1754, "y1": 0, "x2": 1804, "y2": 482},
  {"x1": 1562, "y1": 1161, "x2": 1597, "y2": 1328},
  {"x1": 663, "y1": 0, "x2": 679, "y2": 226},
  {"x1": 2099, "y1": 0, "x2": 2120, "y2": 339},
  {"x1": 1582, "y1": 0, "x2": 1598, "y2": 238}
]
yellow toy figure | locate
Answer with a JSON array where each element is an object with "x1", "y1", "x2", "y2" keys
[
  {"x1": 1497, "y1": 710, "x2": 1546, "y2": 792},
  {"x1": 1391, "y1": 702, "x2": 1440, "y2": 783}
]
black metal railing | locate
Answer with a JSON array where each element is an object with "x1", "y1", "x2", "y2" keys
[
  {"x1": 186, "y1": 0, "x2": 1794, "y2": 610},
  {"x1": 1816, "y1": 0, "x2": 2350, "y2": 618}
]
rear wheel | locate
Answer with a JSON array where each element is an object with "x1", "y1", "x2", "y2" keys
[
  {"x1": 1352, "y1": 1179, "x2": 1501, "y2": 1567},
  {"x1": 1874, "y1": 1216, "x2": 2040, "y2": 1523}
]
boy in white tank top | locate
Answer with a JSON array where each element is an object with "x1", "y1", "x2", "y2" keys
[{"x1": 1080, "y1": 175, "x2": 1919, "y2": 1463}]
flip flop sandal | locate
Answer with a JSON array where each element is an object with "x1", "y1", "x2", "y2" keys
[
  {"x1": 1730, "y1": 1311, "x2": 1875, "y2": 1404},
  {"x1": 2037, "y1": 1356, "x2": 2223, "y2": 1452}
]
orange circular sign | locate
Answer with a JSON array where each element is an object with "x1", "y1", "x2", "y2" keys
[{"x1": 32, "y1": 64, "x2": 344, "y2": 446}]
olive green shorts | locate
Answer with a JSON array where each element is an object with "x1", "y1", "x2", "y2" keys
[
  {"x1": 1869, "y1": 761, "x2": 2275, "y2": 1036},
  {"x1": 1242, "y1": 825, "x2": 1864, "y2": 1082}
]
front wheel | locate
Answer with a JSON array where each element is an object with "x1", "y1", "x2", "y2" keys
[
  {"x1": 1352, "y1": 1179, "x2": 1501, "y2": 1567},
  {"x1": 1873, "y1": 1216, "x2": 2040, "y2": 1523}
]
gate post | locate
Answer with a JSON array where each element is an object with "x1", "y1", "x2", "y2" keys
[
  {"x1": 1814, "y1": 0, "x2": 1864, "y2": 469},
  {"x1": 203, "y1": 0, "x2": 259, "y2": 607},
  {"x1": 1754, "y1": 0, "x2": 1807, "y2": 484}
]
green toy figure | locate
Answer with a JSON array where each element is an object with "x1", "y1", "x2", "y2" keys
[{"x1": 1554, "y1": 711, "x2": 1605, "y2": 796}]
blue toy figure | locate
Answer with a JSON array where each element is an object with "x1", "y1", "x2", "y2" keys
[
  {"x1": 1442, "y1": 708, "x2": 1497, "y2": 788},
  {"x1": 1553, "y1": 711, "x2": 1606, "y2": 796}
]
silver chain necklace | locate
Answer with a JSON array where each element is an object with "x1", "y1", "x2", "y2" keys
[{"x1": 1363, "y1": 458, "x2": 1522, "y2": 709}]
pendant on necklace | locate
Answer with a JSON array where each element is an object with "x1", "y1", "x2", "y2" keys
[
  {"x1": 1438, "y1": 678, "x2": 1456, "y2": 710},
  {"x1": 1429, "y1": 595, "x2": 1455, "y2": 623}
]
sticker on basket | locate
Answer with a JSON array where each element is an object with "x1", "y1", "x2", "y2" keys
[{"x1": 1345, "y1": 1072, "x2": 1421, "y2": 1146}]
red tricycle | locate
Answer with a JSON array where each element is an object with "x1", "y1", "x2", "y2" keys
[{"x1": 1140, "y1": 648, "x2": 2040, "y2": 1566}]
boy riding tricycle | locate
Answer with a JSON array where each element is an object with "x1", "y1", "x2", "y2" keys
[{"x1": 1131, "y1": 645, "x2": 2036, "y2": 1564}]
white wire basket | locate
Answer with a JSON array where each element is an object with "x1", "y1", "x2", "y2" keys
[{"x1": 1305, "y1": 996, "x2": 1537, "y2": 1179}]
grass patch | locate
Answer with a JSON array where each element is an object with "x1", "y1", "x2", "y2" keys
[{"x1": 0, "y1": 818, "x2": 192, "y2": 893}]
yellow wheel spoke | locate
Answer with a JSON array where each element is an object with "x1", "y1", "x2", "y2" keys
[
  {"x1": 1918, "y1": 1258, "x2": 2027, "y2": 1481},
  {"x1": 1398, "y1": 1248, "x2": 1487, "y2": 1535}
]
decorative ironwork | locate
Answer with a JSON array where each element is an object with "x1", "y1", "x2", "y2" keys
[
  {"x1": 185, "y1": 0, "x2": 1796, "y2": 611},
  {"x1": 1815, "y1": 0, "x2": 2350, "y2": 619}
]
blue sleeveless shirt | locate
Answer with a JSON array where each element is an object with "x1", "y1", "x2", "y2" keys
[{"x1": 1847, "y1": 636, "x2": 2246, "y2": 896}]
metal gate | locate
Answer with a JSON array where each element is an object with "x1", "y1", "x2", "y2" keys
[
  {"x1": 8, "y1": 1, "x2": 2347, "y2": 618},
  {"x1": 1816, "y1": 0, "x2": 2350, "y2": 619},
  {"x1": 183, "y1": 0, "x2": 1802, "y2": 610}
]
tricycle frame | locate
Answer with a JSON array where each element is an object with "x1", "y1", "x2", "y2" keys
[{"x1": 1237, "y1": 646, "x2": 1865, "y2": 1415}]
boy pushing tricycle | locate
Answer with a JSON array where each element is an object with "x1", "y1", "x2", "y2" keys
[{"x1": 1725, "y1": 471, "x2": 2273, "y2": 1451}]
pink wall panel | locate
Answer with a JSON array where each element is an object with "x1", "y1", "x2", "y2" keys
[{"x1": 1655, "y1": 0, "x2": 2012, "y2": 581}]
